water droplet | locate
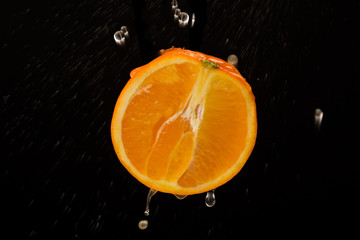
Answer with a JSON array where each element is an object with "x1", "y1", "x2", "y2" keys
[
  {"x1": 120, "y1": 26, "x2": 129, "y2": 37},
  {"x1": 178, "y1": 12, "x2": 189, "y2": 28},
  {"x1": 174, "y1": 8, "x2": 181, "y2": 21},
  {"x1": 205, "y1": 189, "x2": 216, "y2": 207},
  {"x1": 171, "y1": 0, "x2": 178, "y2": 10},
  {"x1": 191, "y1": 13, "x2": 195, "y2": 28},
  {"x1": 114, "y1": 26, "x2": 129, "y2": 45},
  {"x1": 314, "y1": 108, "x2": 323, "y2": 131},
  {"x1": 114, "y1": 30, "x2": 125, "y2": 45},
  {"x1": 174, "y1": 194, "x2": 187, "y2": 200},
  {"x1": 227, "y1": 54, "x2": 238, "y2": 67},
  {"x1": 138, "y1": 220, "x2": 148, "y2": 230},
  {"x1": 144, "y1": 188, "x2": 157, "y2": 217}
]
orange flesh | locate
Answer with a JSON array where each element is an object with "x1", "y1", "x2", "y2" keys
[
  {"x1": 121, "y1": 61, "x2": 249, "y2": 188},
  {"x1": 178, "y1": 77, "x2": 248, "y2": 187},
  {"x1": 121, "y1": 63, "x2": 198, "y2": 175}
]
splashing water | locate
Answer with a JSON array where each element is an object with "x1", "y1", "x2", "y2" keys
[
  {"x1": 205, "y1": 189, "x2": 216, "y2": 207},
  {"x1": 172, "y1": 0, "x2": 188, "y2": 27}
]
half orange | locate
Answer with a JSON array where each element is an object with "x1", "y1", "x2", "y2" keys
[{"x1": 111, "y1": 48, "x2": 257, "y2": 195}]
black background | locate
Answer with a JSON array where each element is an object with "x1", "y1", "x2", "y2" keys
[{"x1": 2, "y1": 0, "x2": 360, "y2": 239}]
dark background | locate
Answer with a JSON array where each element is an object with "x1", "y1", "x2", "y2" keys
[{"x1": 1, "y1": 0, "x2": 360, "y2": 239}]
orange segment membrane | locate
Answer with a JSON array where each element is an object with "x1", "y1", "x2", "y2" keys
[
  {"x1": 165, "y1": 131, "x2": 195, "y2": 182},
  {"x1": 145, "y1": 116, "x2": 187, "y2": 180}
]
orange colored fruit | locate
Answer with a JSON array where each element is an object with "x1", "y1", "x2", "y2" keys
[{"x1": 111, "y1": 48, "x2": 257, "y2": 195}]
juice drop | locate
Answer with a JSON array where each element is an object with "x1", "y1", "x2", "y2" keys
[
  {"x1": 174, "y1": 194, "x2": 187, "y2": 200},
  {"x1": 144, "y1": 188, "x2": 157, "y2": 217},
  {"x1": 205, "y1": 189, "x2": 216, "y2": 207},
  {"x1": 138, "y1": 220, "x2": 148, "y2": 230},
  {"x1": 138, "y1": 189, "x2": 157, "y2": 230}
]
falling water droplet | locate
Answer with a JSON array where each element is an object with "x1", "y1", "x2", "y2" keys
[
  {"x1": 114, "y1": 26, "x2": 129, "y2": 45},
  {"x1": 205, "y1": 189, "x2": 216, "y2": 207},
  {"x1": 174, "y1": 8, "x2": 181, "y2": 21},
  {"x1": 174, "y1": 194, "x2": 187, "y2": 200},
  {"x1": 314, "y1": 108, "x2": 323, "y2": 131},
  {"x1": 114, "y1": 30, "x2": 125, "y2": 45},
  {"x1": 171, "y1": 0, "x2": 178, "y2": 10},
  {"x1": 227, "y1": 54, "x2": 238, "y2": 67},
  {"x1": 138, "y1": 220, "x2": 148, "y2": 230},
  {"x1": 120, "y1": 26, "x2": 129, "y2": 37},
  {"x1": 178, "y1": 12, "x2": 189, "y2": 27},
  {"x1": 191, "y1": 13, "x2": 195, "y2": 28},
  {"x1": 138, "y1": 189, "x2": 157, "y2": 230},
  {"x1": 144, "y1": 188, "x2": 157, "y2": 217}
]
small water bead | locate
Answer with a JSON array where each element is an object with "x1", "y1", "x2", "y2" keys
[
  {"x1": 205, "y1": 189, "x2": 216, "y2": 207},
  {"x1": 178, "y1": 12, "x2": 189, "y2": 27},
  {"x1": 120, "y1": 26, "x2": 129, "y2": 37},
  {"x1": 114, "y1": 31, "x2": 125, "y2": 45},
  {"x1": 227, "y1": 54, "x2": 238, "y2": 67},
  {"x1": 138, "y1": 220, "x2": 148, "y2": 230},
  {"x1": 191, "y1": 13, "x2": 195, "y2": 28},
  {"x1": 174, "y1": 8, "x2": 181, "y2": 21},
  {"x1": 171, "y1": 0, "x2": 178, "y2": 10},
  {"x1": 114, "y1": 26, "x2": 129, "y2": 45},
  {"x1": 314, "y1": 108, "x2": 324, "y2": 131}
]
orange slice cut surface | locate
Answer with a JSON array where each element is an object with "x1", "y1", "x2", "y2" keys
[{"x1": 111, "y1": 48, "x2": 257, "y2": 195}]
